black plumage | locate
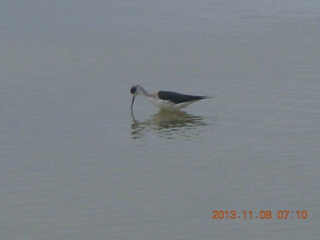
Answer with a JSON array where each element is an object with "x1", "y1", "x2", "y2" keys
[{"x1": 158, "y1": 91, "x2": 207, "y2": 104}]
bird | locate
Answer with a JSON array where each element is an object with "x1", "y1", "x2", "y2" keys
[{"x1": 130, "y1": 85, "x2": 210, "y2": 112}]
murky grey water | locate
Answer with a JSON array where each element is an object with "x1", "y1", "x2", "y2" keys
[{"x1": 1, "y1": 1, "x2": 319, "y2": 239}]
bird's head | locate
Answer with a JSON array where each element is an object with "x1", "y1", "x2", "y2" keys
[{"x1": 130, "y1": 85, "x2": 141, "y2": 111}]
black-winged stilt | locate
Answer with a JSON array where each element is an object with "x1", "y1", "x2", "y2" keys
[{"x1": 130, "y1": 85, "x2": 210, "y2": 112}]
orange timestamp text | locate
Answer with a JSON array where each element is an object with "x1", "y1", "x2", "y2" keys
[{"x1": 212, "y1": 210, "x2": 308, "y2": 220}]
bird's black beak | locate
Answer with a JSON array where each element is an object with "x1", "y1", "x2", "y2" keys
[{"x1": 131, "y1": 96, "x2": 135, "y2": 111}]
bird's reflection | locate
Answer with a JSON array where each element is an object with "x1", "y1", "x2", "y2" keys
[{"x1": 131, "y1": 110, "x2": 207, "y2": 140}]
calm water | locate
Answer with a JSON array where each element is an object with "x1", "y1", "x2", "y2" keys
[{"x1": 1, "y1": 1, "x2": 319, "y2": 239}]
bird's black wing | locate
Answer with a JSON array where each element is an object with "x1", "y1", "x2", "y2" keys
[{"x1": 158, "y1": 91, "x2": 207, "y2": 104}]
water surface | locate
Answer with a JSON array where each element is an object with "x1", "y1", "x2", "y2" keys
[{"x1": 1, "y1": 1, "x2": 319, "y2": 239}]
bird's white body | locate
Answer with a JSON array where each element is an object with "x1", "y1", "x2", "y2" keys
[{"x1": 150, "y1": 97, "x2": 197, "y2": 111}]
